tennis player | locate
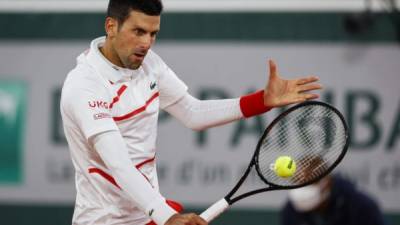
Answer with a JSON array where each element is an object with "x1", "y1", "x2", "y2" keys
[{"x1": 60, "y1": 0, "x2": 322, "y2": 224}]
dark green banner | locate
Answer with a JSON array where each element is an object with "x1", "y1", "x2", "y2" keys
[{"x1": 0, "y1": 12, "x2": 398, "y2": 42}]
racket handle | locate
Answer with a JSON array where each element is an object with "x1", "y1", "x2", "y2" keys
[{"x1": 200, "y1": 198, "x2": 229, "y2": 222}]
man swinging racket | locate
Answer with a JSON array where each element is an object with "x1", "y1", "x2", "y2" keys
[{"x1": 60, "y1": 0, "x2": 322, "y2": 224}]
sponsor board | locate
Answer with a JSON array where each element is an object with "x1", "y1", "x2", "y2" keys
[{"x1": 0, "y1": 42, "x2": 398, "y2": 212}]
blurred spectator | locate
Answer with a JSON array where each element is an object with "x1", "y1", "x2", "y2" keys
[{"x1": 281, "y1": 174, "x2": 386, "y2": 225}]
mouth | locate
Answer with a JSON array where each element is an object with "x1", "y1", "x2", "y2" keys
[{"x1": 133, "y1": 51, "x2": 146, "y2": 60}]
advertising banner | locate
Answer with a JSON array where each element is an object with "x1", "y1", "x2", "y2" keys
[
  {"x1": 0, "y1": 42, "x2": 399, "y2": 212},
  {"x1": 0, "y1": 81, "x2": 26, "y2": 184}
]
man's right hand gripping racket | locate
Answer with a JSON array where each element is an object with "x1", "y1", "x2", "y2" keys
[{"x1": 200, "y1": 101, "x2": 349, "y2": 222}]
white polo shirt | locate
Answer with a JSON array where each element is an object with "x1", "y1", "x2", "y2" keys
[{"x1": 61, "y1": 36, "x2": 187, "y2": 225}]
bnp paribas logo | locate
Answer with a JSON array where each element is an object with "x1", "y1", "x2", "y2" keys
[{"x1": 0, "y1": 81, "x2": 26, "y2": 184}]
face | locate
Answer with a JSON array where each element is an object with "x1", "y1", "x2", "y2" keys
[
  {"x1": 106, "y1": 10, "x2": 160, "y2": 69},
  {"x1": 288, "y1": 176, "x2": 332, "y2": 212}
]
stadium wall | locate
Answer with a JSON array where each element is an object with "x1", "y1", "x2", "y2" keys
[{"x1": 0, "y1": 12, "x2": 399, "y2": 225}]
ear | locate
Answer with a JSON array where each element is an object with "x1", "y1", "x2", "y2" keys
[{"x1": 105, "y1": 17, "x2": 118, "y2": 38}]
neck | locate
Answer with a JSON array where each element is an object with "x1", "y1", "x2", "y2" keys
[{"x1": 100, "y1": 39, "x2": 124, "y2": 68}]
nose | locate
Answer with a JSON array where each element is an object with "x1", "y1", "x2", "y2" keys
[{"x1": 140, "y1": 34, "x2": 154, "y2": 50}]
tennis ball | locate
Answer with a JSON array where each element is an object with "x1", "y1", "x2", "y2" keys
[{"x1": 274, "y1": 156, "x2": 296, "y2": 178}]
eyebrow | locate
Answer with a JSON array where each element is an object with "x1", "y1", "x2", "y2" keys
[{"x1": 134, "y1": 25, "x2": 159, "y2": 34}]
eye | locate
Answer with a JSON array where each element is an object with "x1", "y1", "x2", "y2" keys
[
  {"x1": 150, "y1": 31, "x2": 158, "y2": 38},
  {"x1": 133, "y1": 28, "x2": 146, "y2": 36}
]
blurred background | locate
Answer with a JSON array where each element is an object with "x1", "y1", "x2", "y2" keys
[{"x1": 0, "y1": 0, "x2": 399, "y2": 224}]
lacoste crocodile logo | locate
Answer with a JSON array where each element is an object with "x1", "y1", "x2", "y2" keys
[
  {"x1": 150, "y1": 81, "x2": 157, "y2": 90},
  {"x1": 149, "y1": 209, "x2": 154, "y2": 216}
]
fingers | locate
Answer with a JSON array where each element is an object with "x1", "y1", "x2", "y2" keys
[
  {"x1": 192, "y1": 214, "x2": 208, "y2": 225},
  {"x1": 268, "y1": 59, "x2": 278, "y2": 79},
  {"x1": 296, "y1": 76, "x2": 319, "y2": 85},
  {"x1": 183, "y1": 213, "x2": 207, "y2": 225},
  {"x1": 294, "y1": 76, "x2": 322, "y2": 102},
  {"x1": 165, "y1": 213, "x2": 208, "y2": 225},
  {"x1": 299, "y1": 93, "x2": 319, "y2": 101},
  {"x1": 298, "y1": 83, "x2": 323, "y2": 93},
  {"x1": 288, "y1": 93, "x2": 319, "y2": 105}
]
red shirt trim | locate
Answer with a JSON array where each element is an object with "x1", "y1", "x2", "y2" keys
[
  {"x1": 88, "y1": 168, "x2": 121, "y2": 189},
  {"x1": 113, "y1": 92, "x2": 159, "y2": 122},
  {"x1": 88, "y1": 157, "x2": 155, "y2": 189},
  {"x1": 136, "y1": 156, "x2": 156, "y2": 169},
  {"x1": 109, "y1": 85, "x2": 128, "y2": 109}
]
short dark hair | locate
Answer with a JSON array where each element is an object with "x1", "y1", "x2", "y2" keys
[{"x1": 106, "y1": 0, "x2": 163, "y2": 24}]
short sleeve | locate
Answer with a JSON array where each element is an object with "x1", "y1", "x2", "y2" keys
[
  {"x1": 61, "y1": 85, "x2": 118, "y2": 140},
  {"x1": 147, "y1": 50, "x2": 188, "y2": 109}
]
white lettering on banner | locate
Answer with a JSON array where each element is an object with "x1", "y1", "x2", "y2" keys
[
  {"x1": 46, "y1": 157, "x2": 74, "y2": 184},
  {"x1": 0, "y1": 89, "x2": 17, "y2": 126},
  {"x1": 0, "y1": 43, "x2": 398, "y2": 213}
]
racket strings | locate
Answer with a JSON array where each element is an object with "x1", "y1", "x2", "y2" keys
[{"x1": 256, "y1": 104, "x2": 347, "y2": 187}]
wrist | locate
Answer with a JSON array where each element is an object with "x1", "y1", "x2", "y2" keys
[
  {"x1": 239, "y1": 90, "x2": 272, "y2": 118},
  {"x1": 146, "y1": 199, "x2": 178, "y2": 225}
]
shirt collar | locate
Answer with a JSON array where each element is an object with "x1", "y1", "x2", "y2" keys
[{"x1": 86, "y1": 36, "x2": 143, "y2": 84}]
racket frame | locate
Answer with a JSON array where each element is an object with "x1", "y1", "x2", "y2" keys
[
  {"x1": 200, "y1": 101, "x2": 350, "y2": 222},
  {"x1": 227, "y1": 101, "x2": 349, "y2": 204}
]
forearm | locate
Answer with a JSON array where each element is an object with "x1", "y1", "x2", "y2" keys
[
  {"x1": 164, "y1": 91, "x2": 271, "y2": 131},
  {"x1": 164, "y1": 94, "x2": 242, "y2": 131},
  {"x1": 91, "y1": 131, "x2": 176, "y2": 225}
]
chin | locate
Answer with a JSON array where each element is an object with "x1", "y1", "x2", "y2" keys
[
  {"x1": 124, "y1": 61, "x2": 141, "y2": 70},
  {"x1": 130, "y1": 63, "x2": 141, "y2": 70}
]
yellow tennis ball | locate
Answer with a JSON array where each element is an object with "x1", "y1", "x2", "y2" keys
[{"x1": 274, "y1": 156, "x2": 296, "y2": 178}]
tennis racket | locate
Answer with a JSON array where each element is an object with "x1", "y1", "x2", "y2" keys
[{"x1": 200, "y1": 101, "x2": 349, "y2": 222}]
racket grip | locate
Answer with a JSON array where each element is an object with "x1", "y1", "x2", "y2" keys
[{"x1": 200, "y1": 198, "x2": 229, "y2": 222}]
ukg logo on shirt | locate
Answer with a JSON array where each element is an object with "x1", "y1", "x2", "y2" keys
[{"x1": 0, "y1": 81, "x2": 26, "y2": 184}]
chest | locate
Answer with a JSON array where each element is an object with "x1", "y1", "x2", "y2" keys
[{"x1": 108, "y1": 74, "x2": 159, "y2": 123}]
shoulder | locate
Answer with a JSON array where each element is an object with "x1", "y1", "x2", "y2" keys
[
  {"x1": 332, "y1": 176, "x2": 382, "y2": 214},
  {"x1": 63, "y1": 69, "x2": 98, "y2": 94},
  {"x1": 145, "y1": 49, "x2": 164, "y2": 64},
  {"x1": 350, "y1": 190, "x2": 385, "y2": 224},
  {"x1": 354, "y1": 189, "x2": 381, "y2": 212},
  {"x1": 142, "y1": 49, "x2": 168, "y2": 73},
  {"x1": 61, "y1": 67, "x2": 109, "y2": 106},
  {"x1": 63, "y1": 51, "x2": 109, "y2": 91},
  {"x1": 63, "y1": 52, "x2": 97, "y2": 86}
]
